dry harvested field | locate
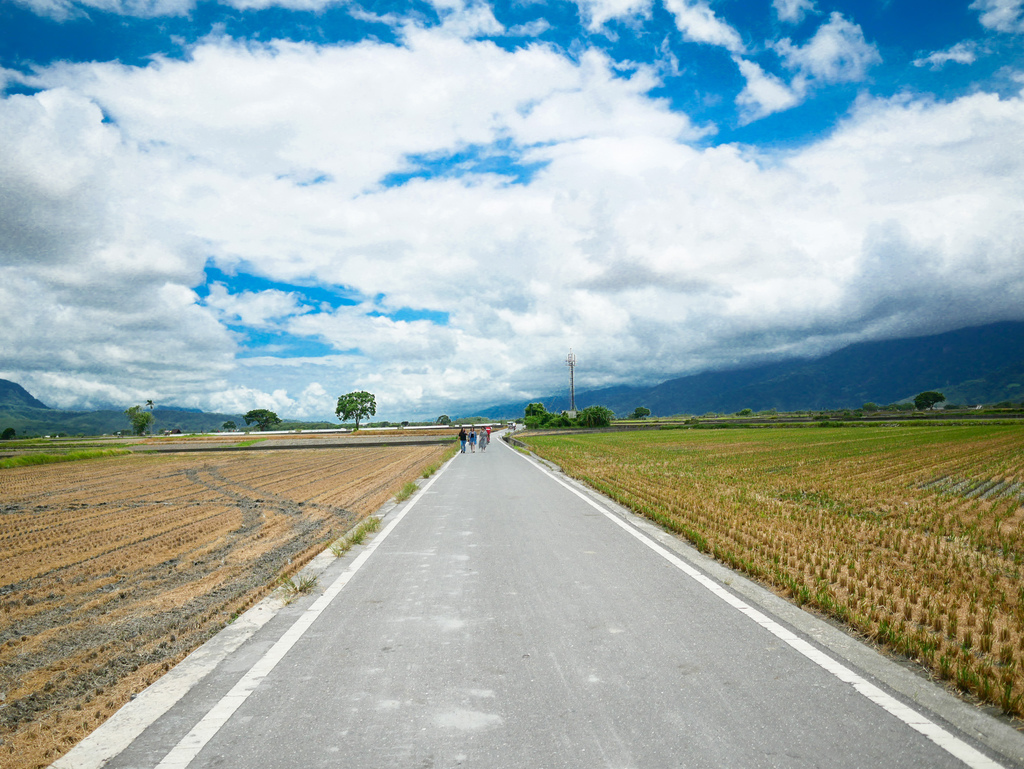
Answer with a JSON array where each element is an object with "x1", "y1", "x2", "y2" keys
[
  {"x1": 523, "y1": 424, "x2": 1024, "y2": 722},
  {"x1": 0, "y1": 442, "x2": 449, "y2": 768}
]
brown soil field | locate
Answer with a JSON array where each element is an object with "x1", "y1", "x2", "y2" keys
[{"x1": 0, "y1": 443, "x2": 448, "y2": 769}]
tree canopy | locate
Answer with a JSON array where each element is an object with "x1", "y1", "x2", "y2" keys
[
  {"x1": 914, "y1": 391, "x2": 946, "y2": 411},
  {"x1": 336, "y1": 391, "x2": 377, "y2": 430},
  {"x1": 577, "y1": 405, "x2": 614, "y2": 428},
  {"x1": 124, "y1": 405, "x2": 154, "y2": 435},
  {"x1": 524, "y1": 402, "x2": 548, "y2": 418},
  {"x1": 243, "y1": 409, "x2": 282, "y2": 431},
  {"x1": 222, "y1": 421, "x2": 237, "y2": 431},
  {"x1": 1, "y1": 427, "x2": 15, "y2": 440},
  {"x1": 629, "y1": 406, "x2": 651, "y2": 419},
  {"x1": 436, "y1": 415, "x2": 451, "y2": 425}
]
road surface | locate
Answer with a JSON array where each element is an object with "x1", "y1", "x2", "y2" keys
[{"x1": 55, "y1": 434, "x2": 1024, "y2": 769}]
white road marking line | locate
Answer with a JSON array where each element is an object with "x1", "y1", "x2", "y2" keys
[
  {"x1": 504, "y1": 440, "x2": 1005, "y2": 769},
  {"x1": 154, "y1": 458, "x2": 455, "y2": 769}
]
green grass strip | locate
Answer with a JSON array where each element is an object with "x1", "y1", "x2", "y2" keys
[{"x1": 0, "y1": 449, "x2": 132, "y2": 470}]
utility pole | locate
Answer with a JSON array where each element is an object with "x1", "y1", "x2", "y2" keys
[{"x1": 566, "y1": 349, "x2": 577, "y2": 418}]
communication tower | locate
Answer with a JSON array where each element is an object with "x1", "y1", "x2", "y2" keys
[{"x1": 566, "y1": 349, "x2": 577, "y2": 418}]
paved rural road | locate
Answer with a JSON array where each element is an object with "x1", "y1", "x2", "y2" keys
[{"x1": 56, "y1": 434, "x2": 1024, "y2": 769}]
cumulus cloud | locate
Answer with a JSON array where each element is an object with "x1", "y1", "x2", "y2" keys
[
  {"x1": 507, "y1": 19, "x2": 551, "y2": 37},
  {"x1": 773, "y1": 0, "x2": 817, "y2": 24},
  {"x1": 913, "y1": 42, "x2": 978, "y2": 70},
  {"x1": 3, "y1": 23, "x2": 1024, "y2": 419},
  {"x1": 12, "y1": 0, "x2": 195, "y2": 21},
  {"x1": 572, "y1": 0, "x2": 652, "y2": 31},
  {"x1": 971, "y1": 0, "x2": 1024, "y2": 33},
  {"x1": 662, "y1": 0, "x2": 745, "y2": 54},
  {"x1": 203, "y1": 284, "x2": 314, "y2": 328},
  {"x1": 729, "y1": 13, "x2": 880, "y2": 124},
  {"x1": 734, "y1": 58, "x2": 801, "y2": 123},
  {"x1": 775, "y1": 12, "x2": 881, "y2": 86}
]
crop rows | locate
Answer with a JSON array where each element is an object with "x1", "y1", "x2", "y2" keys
[
  {"x1": 523, "y1": 425, "x2": 1024, "y2": 718},
  {"x1": 0, "y1": 444, "x2": 447, "y2": 768}
]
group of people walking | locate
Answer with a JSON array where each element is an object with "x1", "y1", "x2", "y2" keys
[{"x1": 458, "y1": 425, "x2": 491, "y2": 453}]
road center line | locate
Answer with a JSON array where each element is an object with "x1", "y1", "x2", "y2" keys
[
  {"x1": 153, "y1": 456, "x2": 455, "y2": 769},
  {"x1": 503, "y1": 439, "x2": 1004, "y2": 769}
]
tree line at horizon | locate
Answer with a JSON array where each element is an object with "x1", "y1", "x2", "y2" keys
[{"x1": 4, "y1": 388, "x2": 1024, "y2": 442}]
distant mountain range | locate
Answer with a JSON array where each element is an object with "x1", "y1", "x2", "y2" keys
[
  {"x1": 0, "y1": 381, "x2": 248, "y2": 437},
  {"x1": 4, "y1": 320, "x2": 1024, "y2": 435},
  {"x1": 476, "y1": 321, "x2": 1024, "y2": 418}
]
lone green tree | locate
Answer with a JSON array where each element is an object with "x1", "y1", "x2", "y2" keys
[
  {"x1": 222, "y1": 421, "x2": 237, "y2": 432},
  {"x1": 336, "y1": 391, "x2": 376, "y2": 430},
  {"x1": 630, "y1": 406, "x2": 651, "y2": 420},
  {"x1": 243, "y1": 409, "x2": 282, "y2": 431},
  {"x1": 436, "y1": 415, "x2": 451, "y2": 425},
  {"x1": 524, "y1": 402, "x2": 550, "y2": 429},
  {"x1": 914, "y1": 391, "x2": 946, "y2": 411},
  {"x1": 125, "y1": 405, "x2": 154, "y2": 435},
  {"x1": 1, "y1": 427, "x2": 15, "y2": 440}
]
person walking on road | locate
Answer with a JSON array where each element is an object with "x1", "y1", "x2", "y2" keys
[
  {"x1": 480, "y1": 427, "x2": 488, "y2": 451},
  {"x1": 469, "y1": 428, "x2": 477, "y2": 453},
  {"x1": 458, "y1": 426, "x2": 467, "y2": 453}
]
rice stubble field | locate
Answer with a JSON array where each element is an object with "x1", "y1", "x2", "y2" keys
[
  {"x1": 522, "y1": 424, "x2": 1024, "y2": 724},
  {"x1": 0, "y1": 442, "x2": 449, "y2": 768}
]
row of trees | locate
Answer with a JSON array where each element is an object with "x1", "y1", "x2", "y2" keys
[
  {"x1": 120, "y1": 391, "x2": 379, "y2": 435},
  {"x1": 234, "y1": 392, "x2": 379, "y2": 432},
  {"x1": 524, "y1": 402, "x2": 615, "y2": 429},
  {"x1": 121, "y1": 388, "x2": 975, "y2": 437}
]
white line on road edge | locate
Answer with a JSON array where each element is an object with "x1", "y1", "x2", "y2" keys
[
  {"x1": 504, "y1": 441, "x2": 1005, "y2": 769},
  {"x1": 153, "y1": 457, "x2": 456, "y2": 769}
]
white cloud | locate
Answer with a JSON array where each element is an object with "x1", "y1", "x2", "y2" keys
[
  {"x1": 971, "y1": 0, "x2": 1024, "y2": 33},
  {"x1": 11, "y1": 0, "x2": 194, "y2": 21},
  {"x1": 662, "y1": 0, "x2": 745, "y2": 54},
  {"x1": 508, "y1": 20, "x2": 552, "y2": 37},
  {"x1": 223, "y1": 0, "x2": 337, "y2": 9},
  {"x1": 572, "y1": 0, "x2": 653, "y2": 31},
  {"x1": 203, "y1": 283, "x2": 313, "y2": 328},
  {"x1": 0, "y1": 88, "x2": 119, "y2": 265},
  {"x1": 3, "y1": 25, "x2": 1024, "y2": 419},
  {"x1": 775, "y1": 12, "x2": 881, "y2": 86},
  {"x1": 734, "y1": 58, "x2": 801, "y2": 123},
  {"x1": 913, "y1": 42, "x2": 978, "y2": 70},
  {"x1": 773, "y1": 0, "x2": 817, "y2": 24}
]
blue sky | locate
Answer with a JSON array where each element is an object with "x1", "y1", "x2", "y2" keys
[{"x1": 1, "y1": 0, "x2": 1023, "y2": 419}]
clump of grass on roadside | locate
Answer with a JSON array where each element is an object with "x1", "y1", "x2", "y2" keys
[
  {"x1": 420, "y1": 445, "x2": 459, "y2": 478},
  {"x1": 235, "y1": 438, "x2": 266, "y2": 448},
  {"x1": 395, "y1": 481, "x2": 419, "y2": 502},
  {"x1": 0, "y1": 449, "x2": 131, "y2": 470},
  {"x1": 330, "y1": 516, "x2": 382, "y2": 557},
  {"x1": 277, "y1": 573, "x2": 318, "y2": 603}
]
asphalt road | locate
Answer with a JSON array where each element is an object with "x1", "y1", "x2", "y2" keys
[{"x1": 56, "y1": 434, "x2": 1024, "y2": 769}]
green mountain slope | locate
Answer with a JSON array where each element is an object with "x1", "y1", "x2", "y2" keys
[
  {"x1": 479, "y1": 320, "x2": 1024, "y2": 417},
  {"x1": 0, "y1": 380, "x2": 50, "y2": 410}
]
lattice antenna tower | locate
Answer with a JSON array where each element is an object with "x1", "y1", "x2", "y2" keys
[{"x1": 566, "y1": 349, "x2": 577, "y2": 413}]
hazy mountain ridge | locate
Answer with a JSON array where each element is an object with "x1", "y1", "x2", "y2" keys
[
  {"x1": 0, "y1": 403, "x2": 249, "y2": 437},
  {"x1": 3, "y1": 321, "x2": 1024, "y2": 433},
  {"x1": 477, "y1": 321, "x2": 1024, "y2": 418}
]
